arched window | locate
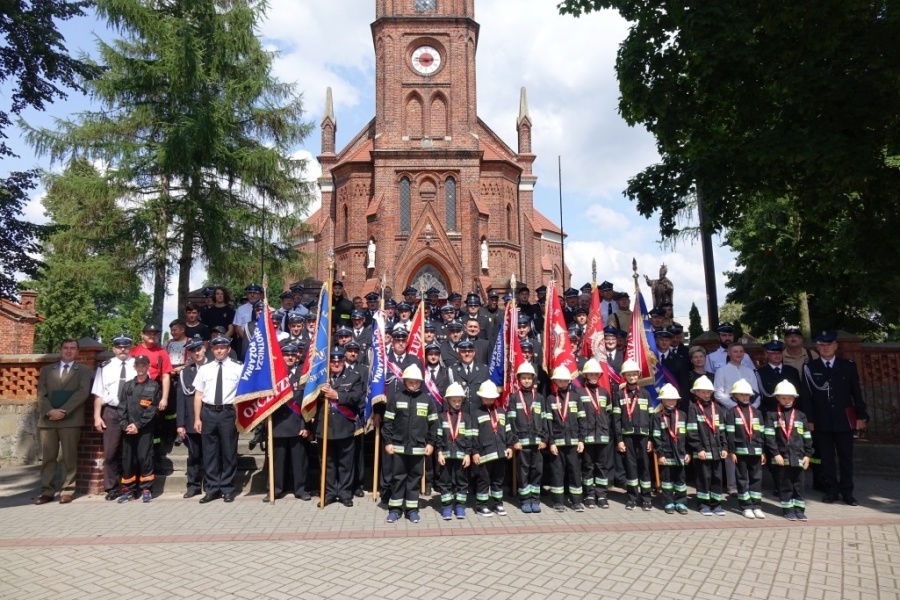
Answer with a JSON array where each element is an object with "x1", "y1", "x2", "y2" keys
[
  {"x1": 445, "y1": 177, "x2": 456, "y2": 231},
  {"x1": 400, "y1": 177, "x2": 411, "y2": 232},
  {"x1": 506, "y1": 204, "x2": 513, "y2": 240},
  {"x1": 342, "y1": 205, "x2": 349, "y2": 242}
]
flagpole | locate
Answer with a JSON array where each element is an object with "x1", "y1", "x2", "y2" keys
[
  {"x1": 509, "y1": 274, "x2": 518, "y2": 495},
  {"x1": 263, "y1": 278, "x2": 276, "y2": 506},
  {"x1": 373, "y1": 274, "x2": 386, "y2": 502},
  {"x1": 319, "y1": 250, "x2": 335, "y2": 509},
  {"x1": 634, "y1": 258, "x2": 661, "y2": 493},
  {"x1": 419, "y1": 282, "x2": 428, "y2": 496}
]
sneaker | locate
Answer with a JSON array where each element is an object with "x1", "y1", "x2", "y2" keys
[
  {"x1": 492, "y1": 504, "x2": 507, "y2": 516},
  {"x1": 783, "y1": 509, "x2": 797, "y2": 521},
  {"x1": 625, "y1": 501, "x2": 636, "y2": 511},
  {"x1": 521, "y1": 502, "x2": 532, "y2": 514},
  {"x1": 116, "y1": 491, "x2": 131, "y2": 504},
  {"x1": 584, "y1": 498, "x2": 597, "y2": 509},
  {"x1": 642, "y1": 502, "x2": 653, "y2": 512},
  {"x1": 385, "y1": 510, "x2": 401, "y2": 523},
  {"x1": 441, "y1": 507, "x2": 453, "y2": 521},
  {"x1": 753, "y1": 508, "x2": 766, "y2": 520},
  {"x1": 699, "y1": 506, "x2": 713, "y2": 516},
  {"x1": 664, "y1": 504, "x2": 675, "y2": 514},
  {"x1": 530, "y1": 501, "x2": 542, "y2": 514},
  {"x1": 713, "y1": 506, "x2": 726, "y2": 516},
  {"x1": 407, "y1": 510, "x2": 421, "y2": 524},
  {"x1": 454, "y1": 505, "x2": 467, "y2": 519},
  {"x1": 675, "y1": 504, "x2": 689, "y2": 515},
  {"x1": 742, "y1": 509, "x2": 755, "y2": 519},
  {"x1": 795, "y1": 511, "x2": 808, "y2": 522},
  {"x1": 598, "y1": 498, "x2": 610, "y2": 509},
  {"x1": 476, "y1": 507, "x2": 494, "y2": 518},
  {"x1": 141, "y1": 490, "x2": 152, "y2": 503},
  {"x1": 572, "y1": 503, "x2": 585, "y2": 512},
  {"x1": 553, "y1": 503, "x2": 566, "y2": 513}
]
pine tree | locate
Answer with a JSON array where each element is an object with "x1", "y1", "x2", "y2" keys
[{"x1": 688, "y1": 302, "x2": 703, "y2": 341}]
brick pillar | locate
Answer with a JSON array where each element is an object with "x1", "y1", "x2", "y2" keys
[{"x1": 74, "y1": 338, "x2": 107, "y2": 496}]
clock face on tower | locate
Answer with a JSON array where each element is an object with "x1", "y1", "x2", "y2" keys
[{"x1": 411, "y1": 45, "x2": 442, "y2": 75}]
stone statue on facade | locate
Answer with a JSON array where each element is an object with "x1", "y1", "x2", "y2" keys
[
  {"x1": 367, "y1": 239, "x2": 376, "y2": 269},
  {"x1": 481, "y1": 240, "x2": 489, "y2": 271}
]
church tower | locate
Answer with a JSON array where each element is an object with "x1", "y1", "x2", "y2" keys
[{"x1": 298, "y1": 0, "x2": 569, "y2": 298}]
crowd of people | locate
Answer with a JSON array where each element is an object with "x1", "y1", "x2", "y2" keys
[{"x1": 32, "y1": 280, "x2": 869, "y2": 526}]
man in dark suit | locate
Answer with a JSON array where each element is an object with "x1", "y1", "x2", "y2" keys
[
  {"x1": 756, "y1": 340, "x2": 802, "y2": 415},
  {"x1": 601, "y1": 326, "x2": 625, "y2": 373},
  {"x1": 450, "y1": 340, "x2": 489, "y2": 414},
  {"x1": 463, "y1": 318, "x2": 491, "y2": 364},
  {"x1": 440, "y1": 321, "x2": 465, "y2": 368},
  {"x1": 655, "y1": 329, "x2": 691, "y2": 399},
  {"x1": 423, "y1": 343, "x2": 453, "y2": 405},
  {"x1": 36, "y1": 339, "x2": 94, "y2": 504},
  {"x1": 350, "y1": 310, "x2": 373, "y2": 364},
  {"x1": 803, "y1": 331, "x2": 869, "y2": 506},
  {"x1": 266, "y1": 344, "x2": 313, "y2": 501}
]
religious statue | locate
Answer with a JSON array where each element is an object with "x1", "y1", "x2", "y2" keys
[
  {"x1": 644, "y1": 264, "x2": 674, "y2": 308},
  {"x1": 367, "y1": 239, "x2": 376, "y2": 269},
  {"x1": 481, "y1": 240, "x2": 489, "y2": 270}
]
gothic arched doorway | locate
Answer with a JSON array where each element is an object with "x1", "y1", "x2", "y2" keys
[{"x1": 408, "y1": 263, "x2": 449, "y2": 299}]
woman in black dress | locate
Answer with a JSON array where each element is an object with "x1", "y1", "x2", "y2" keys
[{"x1": 200, "y1": 286, "x2": 236, "y2": 339}]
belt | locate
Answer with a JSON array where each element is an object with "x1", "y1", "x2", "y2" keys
[{"x1": 203, "y1": 404, "x2": 234, "y2": 412}]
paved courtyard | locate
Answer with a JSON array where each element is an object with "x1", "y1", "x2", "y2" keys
[{"x1": 1, "y1": 467, "x2": 900, "y2": 599}]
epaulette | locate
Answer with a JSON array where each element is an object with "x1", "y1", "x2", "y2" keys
[
  {"x1": 230, "y1": 358, "x2": 242, "y2": 365},
  {"x1": 99, "y1": 359, "x2": 112, "y2": 368}
]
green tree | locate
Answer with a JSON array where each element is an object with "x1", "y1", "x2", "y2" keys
[
  {"x1": 688, "y1": 302, "x2": 703, "y2": 341},
  {"x1": 559, "y1": 0, "x2": 900, "y2": 337},
  {"x1": 24, "y1": 0, "x2": 314, "y2": 323}
]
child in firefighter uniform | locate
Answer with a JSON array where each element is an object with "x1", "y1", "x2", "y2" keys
[
  {"x1": 383, "y1": 365, "x2": 438, "y2": 524},
  {"x1": 117, "y1": 355, "x2": 162, "y2": 503},
  {"x1": 545, "y1": 366, "x2": 587, "y2": 513},
  {"x1": 436, "y1": 383, "x2": 475, "y2": 520},
  {"x1": 613, "y1": 360, "x2": 653, "y2": 511},
  {"x1": 508, "y1": 362, "x2": 548, "y2": 513},
  {"x1": 687, "y1": 376, "x2": 728, "y2": 515},
  {"x1": 651, "y1": 383, "x2": 690, "y2": 514},
  {"x1": 765, "y1": 381, "x2": 814, "y2": 521},
  {"x1": 725, "y1": 379, "x2": 767, "y2": 519},
  {"x1": 472, "y1": 381, "x2": 514, "y2": 517},
  {"x1": 579, "y1": 359, "x2": 611, "y2": 509}
]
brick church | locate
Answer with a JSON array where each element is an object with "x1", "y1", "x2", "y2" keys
[{"x1": 296, "y1": 0, "x2": 570, "y2": 297}]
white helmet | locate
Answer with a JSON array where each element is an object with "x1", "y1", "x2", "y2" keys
[
  {"x1": 445, "y1": 382, "x2": 465, "y2": 398},
  {"x1": 657, "y1": 383, "x2": 680, "y2": 401},
  {"x1": 691, "y1": 375, "x2": 715, "y2": 392},
  {"x1": 581, "y1": 359, "x2": 602, "y2": 375},
  {"x1": 620, "y1": 360, "x2": 641, "y2": 374},
  {"x1": 477, "y1": 380, "x2": 500, "y2": 399},
  {"x1": 773, "y1": 380, "x2": 799, "y2": 397},
  {"x1": 730, "y1": 379, "x2": 754, "y2": 395},
  {"x1": 551, "y1": 366, "x2": 573, "y2": 381},
  {"x1": 516, "y1": 362, "x2": 536, "y2": 376},
  {"x1": 401, "y1": 364, "x2": 423, "y2": 381}
]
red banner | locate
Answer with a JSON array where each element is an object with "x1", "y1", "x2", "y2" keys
[
  {"x1": 407, "y1": 299, "x2": 426, "y2": 366},
  {"x1": 542, "y1": 279, "x2": 579, "y2": 379}
]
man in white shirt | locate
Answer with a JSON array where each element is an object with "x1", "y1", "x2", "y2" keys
[
  {"x1": 705, "y1": 322, "x2": 754, "y2": 374},
  {"x1": 713, "y1": 341, "x2": 759, "y2": 494},
  {"x1": 91, "y1": 334, "x2": 137, "y2": 500},
  {"x1": 598, "y1": 281, "x2": 617, "y2": 318},
  {"x1": 232, "y1": 283, "x2": 263, "y2": 333},
  {"x1": 193, "y1": 336, "x2": 242, "y2": 503}
]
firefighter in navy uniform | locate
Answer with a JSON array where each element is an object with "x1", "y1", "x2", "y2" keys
[
  {"x1": 803, "y1": 330, "x2": 868, "y2": 506},
  {"x1": 175, "y1": 338, "x2": 208, "y2": 498},
  {"x1": 471, "y1": 380, "x2": 514, "y2": 518},
  {"x1": 451, "y1": 340, "x2": 489, "y2": 414},
  {"x1": 116, "y1": 355, "x2": 162, "y2": 503},
  {"x1": 375, "y1": 328, "x2": 417, "y2": 502},
  {"x1": 614, "y1": 360, "x2": 654, "y2": 511},
  {"x1": 265, "y1": 344, "x2": 313, "y2": 501},
  {"x1": 507, "y1": 362, "x2": 548, "y2": 513},
  {"x1": 579, "y1": 359, "x2": 612, "y2": 509},
  {"x1": 317, "y1": 347, "x2": 365, "y2": 507},
  {"x1": 545, "y1": 366, "x2": 587, "y2": 513},
  {"x1": 651, "y1": 384, "x2": 690, "y2": 515}
]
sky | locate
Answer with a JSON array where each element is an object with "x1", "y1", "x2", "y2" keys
[{"x1": 8, "y1": 0, "x2": 737, "y2": 329}]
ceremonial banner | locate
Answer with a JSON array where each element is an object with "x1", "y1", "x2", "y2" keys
[
  {"x1": 488, "y1": 304, "x2": 506, "y2": 400},
  {"x1": 542, "y1": 279, "x2": 579, "y2": 382},
  {"x1": 581, "y1": 285, "x2": 603, "y2": 359},
  {"x1": 625, "y1": 289, "x2": 671, "y2": 406},
  {"x1": 407, "y1": 299, "x2": 426, "y2": 365},
  {"x1": 234, "y1": 306, "x2": 292, "y2": 433},
  {"x1": 299, "y1": 282, "x2": 332, "y2": 421},
  {"x1": 365, "y1": 311, "x2": 388, "y2": 427}
]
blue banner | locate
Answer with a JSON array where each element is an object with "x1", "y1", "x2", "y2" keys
[
  {"x1": 488, "y1": 311, "x2": 505, "y2": 388},
  {"x1": 300, "y1": 281, "x2": 331, "y2": 421},
  {"x1": 365, "y1": 311, "x2": 387, "y2": 426}
]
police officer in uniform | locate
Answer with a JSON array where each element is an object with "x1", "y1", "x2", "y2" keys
[
  {"x1": 176, "y1": 338, "x2": 208, "y2": 497},
  {"x1": 193, "y1": 335, "x2": 242, "y2": 503},
  {"x1": 451, "y1": 340, "x2": 489, "y2": 414},
  {"x1": 266, "y1": 344, "x2": 313, "y2": 501}
]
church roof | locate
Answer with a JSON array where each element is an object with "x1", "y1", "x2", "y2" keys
[
  {"x1": 303, "y1": 207, "x2": 328, "y2": 236},
  {"x1": 532, "y1": 210, "x2": 563, "y2": 235}
]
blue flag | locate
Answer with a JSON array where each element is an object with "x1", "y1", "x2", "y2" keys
[
  {"x1": 488, "y1": 313, "x2": 505, "y2": 389},
  {"x1": 234, "y1": 304, "x2": 291, "y2": 432},
  {"x1": 300, "y1": 281, "x2": 331, "y2": 421},
  {"x1": 637, "y1": 291, "x2": 678, "y2": 407},
  {"x1": 365, "y1": 311, "x2": 387, "y2": 427}
]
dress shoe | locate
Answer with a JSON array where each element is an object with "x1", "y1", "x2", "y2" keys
[
  {"x1": 59, "y1": 495, "x2": 74, "y2": 504},
  {"x1": 353, "y1": 489, "x2": 365, "y2": 498},
  {"x1": 34, "y1": 495, "x2": 54, "y2": 505},
  {"x1": 105, "y1": 490, "x2": 118, "y2": 501},
  {"x1": 843, "y1": 495, "x2": 859, "y2": 506},
  {"x1": 822, "y1": 493, "x2": 838, "y2": 504},
  {"x1": 199, "y1": 492, "x2": 222, "y2": 504},
  {"x1": 297, "y1": 492, "x2": 311, "y2": 501},
  {"x1": 341, "y1": 498, "x2": 353, "y2": 507},
  {"x1": 223, "y1": 493, "x2": 235, "y2": 503},
  {"x1": 183, "y1": 489, "x2": 200, "y2": 499}
]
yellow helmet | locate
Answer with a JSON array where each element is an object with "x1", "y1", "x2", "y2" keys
[
  {"x1": 621, "y1": 360, "x2": 641, "y2": 374},
  {"x1": 444, "y1": 382, "x2": 465, "y2": 398},
  {"x1": 401, "y1": 365, "x2": 423, "y2": 381},
  {"x1": 657, "y1": 383, "x2": 681, "y2": 401},
  {"x1": 477, "y1": 380, "x2": 500, "y2": 399},
  {"x1": 581, "y1": 359, "x2": 602, "y2": 374},
  {"x1": 773, "y1": 380, "x2": 799, "y2": 397},
  {"x1": 691, "y1": 376, "x2": 715, "y2": 392},
  {"x1": 516, "y1": 362, "x2": 536, "y2": 376},
  {"x1": 730, "y1": 379, "x2": 754, "y2": 395}
]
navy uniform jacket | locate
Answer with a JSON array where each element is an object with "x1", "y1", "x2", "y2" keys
[
  {"x1": 660, "y1": 351, "x2": 692, "y2": 400},
  {"x1": 382, "y1": 387, "x2": 438, "y2": 455},
  {"x1": 765, "y1": 407, "x2": 814, "y2": 467},
  {"x1": 650, "y1": 408, "x2": 687, "y2": 461},
  {"x1": 686, "y1": 400, "x2": 727, "y2": 458},
  {"x1": 581, "y1": 383, "x2": 611, "y2": 445},
  {"x1": 118, "y1": 378, "x2": 161, "y2": 432},
  {"x1": 613, "y1": 386, "x2": 652, "y2": 440},
  {"x1": 451, "y1": 362, "x2": 489, "y2": 413},
  {"x1": 272, "y1": 367, "x2": 307, "y2": 438},
  {"x1": 436, "y1": 406, "x2": 476, "y2": 459},
  {"x1": 315, "y1": 367, "x2": 364, "y2": 440},
  {"x1": 725, "y1": 403, "x2": 765, "y2": 456},
  {"x1": 756, "y1": 363, "x2": 802, "y2": 415},
  {"x1": 545, "y1": 387, "x2": 587, "y2": 447},
  {"x1": 507, "y1": 388, "x2": 548, "y2": 447},
  {"x1": 471, "y1": 402, "x2": 512, "y2": 463},
  {"x1": 439, "y1": 339, "x2": 462, "y2": 368},
  {"x1": 176, "y1": 361, "x2": 203, "y2": 434},
  {"x1": 802, "y1": 358, "x2": 868, "y2": 433},
  {"x1": 423, "y1": 363, "x2": 453, "y2": 411}
]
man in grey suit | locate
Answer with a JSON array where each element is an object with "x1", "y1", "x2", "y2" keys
[{"x1": 35, "y1": 338, "x2": 94, "y2": 504}]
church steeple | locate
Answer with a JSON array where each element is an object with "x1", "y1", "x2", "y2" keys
[
  {"x1": 321, "y1": 87, "x2": 336, "y2": 155},
  {"x1": 517, "y1": 87, "x2": 532, "y2": 155}
]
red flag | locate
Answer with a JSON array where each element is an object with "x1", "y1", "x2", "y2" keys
[
  {"x1": 407, "y1": 299, "x2": 426, "y2": 366},
  {"x1": 626, "y1": 291, "x2": 652, "y2": 379},
  {"x1": 542, "y1": 279, "x2": 579, "y2": 379},
  {"x1": 581, "y1": 285, "x2": 603, "y2": 359}
]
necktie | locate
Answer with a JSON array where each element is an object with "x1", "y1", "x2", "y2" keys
[
  {"x1": 608, "y1": 303, "x2": 613, "y2": 316},
  {"x1": 466, "y1": 365, "x2": 471, "y2": 375},
  {"x1": 214, "y1": 362, "x2": 223, "y2": 406},
  {"x1": 431, "y1": 368, "x2": 437, "y2": 380},
  {"x1": 775, "y1": 367, "x2": 781, "y2": 375},
  {"x1": 118, "y1": 362, "x2": 127, "y2": 397},
  {"x1": 63, "y1": 363, "x2": 70, "y2": 378},
  {"x1": 825, "y1": 361, "x2": 832, "y2": 374}
]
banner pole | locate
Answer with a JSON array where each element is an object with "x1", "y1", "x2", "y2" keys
[
  {"x1": 373, "y1": 275, "x2": 386, "y2": 502},
  {"x1": 267, "y1": 416, "x2": 275, "y2": 504},
  {"x1": 319, "y1": 251, "x2": 336, "y2": 509},
  {"x1": 419, "y1": 283, "x2": 427, "y2": 496},
  {"x1": 509, "y1": 274, "x2": 518, "y2": 494}
]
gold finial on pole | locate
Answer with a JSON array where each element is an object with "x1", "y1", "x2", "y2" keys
[{"x1": 591, "y1": 259, "x2": 597, "y2": 287}]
